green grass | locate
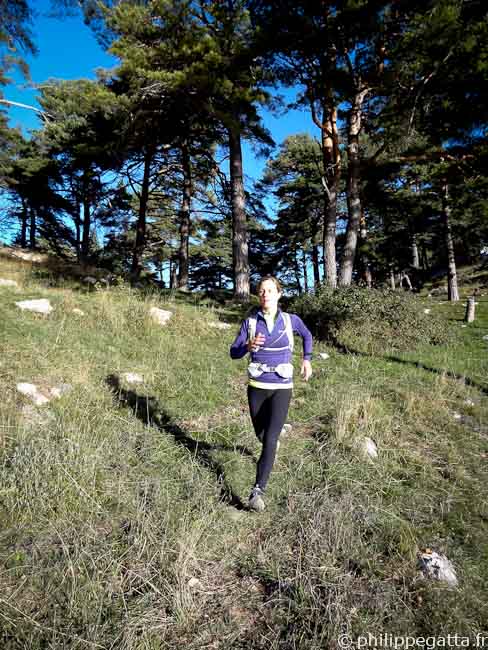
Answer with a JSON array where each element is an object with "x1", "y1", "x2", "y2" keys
[{"x1": 1, "y1": 254, "x2": 488, "y2": 648}]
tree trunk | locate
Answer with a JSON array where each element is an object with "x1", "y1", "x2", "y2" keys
[
  {"x1": 411, "y1": 233, "x2": 420, "y2": 269},
  {"x1": 74, "y1": 201, "x2": 81, "y2": 262},
  {"x1": 311, "y1": 240, "x2": 320, "y2": 288},
  {"x1": 228, "y1": 126, "x2": 249, "y2": 301},
  {"x1": 294, "y1": 249, "x2": 302, "y2": 294},
  {"x1": 302, "y1": 247, "x2": 309, "y2": 293},
  {"x1": 178, "y1": 142, "x2": 192, "y2": 290},
  {"x1": 421, "y1": 243, "x2": 429, "y2": 272},
  {"x1": 464, "y1": 296, "x2": 475, "y2": 323},
  {"x1": 81, "y1": 169, "x2": 91, "y2": 261},
  {"x1": 389, "y1": 267, "x2": 395, "y2": 289},
  {"x1": 20, "y1": 197, "x2": 27, "y2": 247},
  {"x1": 29, "y1": 206, "x2": 36, "y2": 249},
  {"x1": 131, "y1": 149, "x2": 153, "y2": 278},
  {"x1": 359, "y1": 209, "x2": 372, "y2": 288},
  {"x1": 170, "y1": 258, "x2": 178, "y2": 289},
  {"x1": 442, "y1": 183, "x2": 459, "y2": 302},
  {"x1": 321, "y1": 102, "x2": 340, "y2": 289},
  {"x1": 339, "y1": 88, "x2": 368, "y2": 287}
]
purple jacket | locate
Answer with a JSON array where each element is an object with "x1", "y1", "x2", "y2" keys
[{"x1": 230, "y1": 309, "x2": 313, "y2": 387}]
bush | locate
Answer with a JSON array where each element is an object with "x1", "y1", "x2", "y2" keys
[{"x1": 291, "y1": 286, "x2": 455, "y2": 352}]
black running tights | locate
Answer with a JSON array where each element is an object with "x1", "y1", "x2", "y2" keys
[{"x1": 247, "y1": 386, "x2": 292, "y2": 491}]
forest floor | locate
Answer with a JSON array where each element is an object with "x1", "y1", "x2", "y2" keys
[{"x1": 1, "y1": 253, "x2": 488, "y2": 649}]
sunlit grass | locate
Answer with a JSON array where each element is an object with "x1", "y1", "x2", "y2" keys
[{"x1": 0, "y1": 254, "x2": 487, "y2": 647}]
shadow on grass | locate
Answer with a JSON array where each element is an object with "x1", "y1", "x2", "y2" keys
[
  {"x1": 383, "y1": 354, "x2": 488, "y2": 396},
  {"x1": 106, "y1": 374, "x2": 253, "y2": 510},
  {"x1": 330, "y1": 341, "x2": 488, "y2": 396}
]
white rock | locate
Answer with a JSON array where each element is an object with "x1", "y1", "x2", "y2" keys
[
  {"x1": 16, "y1": 383, "x2": 50, "y2": 406},
  {"x1": 453, "y1": 412, "x2": 463, "y2": 420},
  {"x1": 149, "y1": 307, "x2": 173, "y2": 326},
  {"x1": 15, "y1": 298, "x2": 53, "y2": 314},
  {"x1": 208, "y1": 321, "x2": 231, "y2": 330},
  {"x1": 12, "y1": 250, "x2": 46, "y2": 263},
  {"x1": 187, "y1": 577, "x2": 202, "y2": 589},
  {"x1": 418, "y1": 550, "x2": 458, "y2": 587},
  {"x1": 319, "y1": 352, "x2": 330, "y2": 359},
  {"x1": 0, "y1": 278, "x2": 18, "y2": 287},
  {"x1": 48, "y1": 383, "x2": 72, "y2": 399},
  {"x1": 483, "y1": 335, "x2": 488, "y2": 341},
  {"x1": 464, "y1": 399, "x2": 475, "y2": 407},
  {"x1": 461, "y1": 325, "x2": 467, "y2": 328},
  {"x1": 123, "y1": 372, "x2": 144, "y2": 384},
  {"x1": 21, "y1": 404, "x2": 55, "y2": 429},
  {"x1": 423, "y1": 308, "x2": 431, "y2": 314},
  {"x1": 357, "y1": 436, "x2": 378, "y2": 459},
  {"x1": 72, "y1": 308, "x2": 85, "y2": 316},
  {"x1": 281, "y1": 423, "x2": 292, "y2": 436}
]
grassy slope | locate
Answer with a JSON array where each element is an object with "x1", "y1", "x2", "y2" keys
[{"x1": 1, "y1": 254, "x2": 488, "y2": 649}]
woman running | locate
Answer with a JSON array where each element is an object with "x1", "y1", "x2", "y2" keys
[{"x1": 230, "y1": 275, "x2": 313, "y2": 512}]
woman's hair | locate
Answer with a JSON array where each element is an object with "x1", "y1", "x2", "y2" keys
[{"x1": 257, "y1": 275, "x2": 282, "y2": 294}]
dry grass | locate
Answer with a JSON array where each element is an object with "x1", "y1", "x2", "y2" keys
[{"x1": 0, "y1": 254, "x2": 488, "y2": 647}]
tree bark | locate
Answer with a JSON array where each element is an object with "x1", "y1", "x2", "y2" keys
[
  {"x1": 302, "y1": 247, "x2": 309, "y2": 293},
  {"x1": 294, "y1": 249, "x2": 302, "y2": 294},
  {"x1": 170, "y1": 258, "x2": 178, "y2": 289},
  {"x1": 74, "y1": 201, "x2": 81, "y2": 262},
  {"x1": 389, "y1": 267, "x2": 395, "y2": 289},
  {"x1": 131, "y1": 149, "x2": 153, "y2": 278},
  {"x1": 81, "y1": 169, "x2": 91, "y2": 261},
  {"x1": 312, "y1": 243, "x2": 320, "y2": 287},
  {"x1": 339, "y1": 88, "x2": 369, "y2": 286},
  {"x1": 442, "y1": 183, "x2": 459, "y2": 301},
  {"x1": 29, "y1": 206, "x2": 36, "y2": 249},
  {"x1": 464, "y1": 296, "x2": 475, "y2": 323},
  {"x1": 359, "y1": 209, "x2": 372, "y2": 288},
  {"x1": 411, "y1": 233, "x2": 420, "y2": 269},
  {"x1": 321, "y1": 102, "x2": 340, "y2": 289},
  {"x1": 20, "y1": 197, "x2": 27, "y2": 247},
  {"x1": 228, "y1": 125, "x2": 249, "y2": 301},
  {"x1": 177, "y1": 142, "x2": 192, "y2": 290}
]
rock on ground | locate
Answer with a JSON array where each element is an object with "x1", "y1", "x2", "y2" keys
[
  {"x1": 209, "y1": 321, "x2": 232, "y2": 330},
  {"x1": 17, "y1": 382, "x2": 72, "y2": 405},
  {"x1": 123, "y1": 372, "x2": 144, "y2": 384},
  {"x1": 15, "y1": 298, "x2": 53, "y2": 314},
  {"x1": 10, "y1": 249, "x2": 48, "y2": 263},
  {"x1": 149, "y1": 307, "x2": 173, "y2": 326},
  {"x1": 17, "y1": 383, "x2": 50, "y2": 406},
  {"x1": 418, "y1": 549, "x2": 458, "y2": 587},
  {"x1": 48, "y1": 383, "x2": 72, "y2": 399},
  {"x1": 356, "y1": 436, "x2": 378, "y2": 459},
  {"x1": 319, "y1": 352, "x2": 330, "y2": 359},
  {"x1": 72, "y1": 308, "x2": 85, "y2": 316},
  {"x1": 0, "y1": 278, "x2": 18, "y2": 287},
  {"x1": 281, "y1": 423, "x2": 293, "y2": 436}
]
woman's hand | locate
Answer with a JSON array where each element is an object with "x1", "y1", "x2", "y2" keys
[
  {"x1": 248, "y1": 333, "x2": 266, "y2": 352},
  {"x1": 301, "y1": 359, "x2": 312, "y2": 381}
]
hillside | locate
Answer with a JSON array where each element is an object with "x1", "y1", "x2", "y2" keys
[{"x1": 1, "y1": 253, "x2": 488, "y2": 649}]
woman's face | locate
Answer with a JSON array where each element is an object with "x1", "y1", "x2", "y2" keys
[{"x1": 258, "y1": 280, "x2": 281, "y2": 312}]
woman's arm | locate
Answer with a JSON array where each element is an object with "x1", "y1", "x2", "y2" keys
[
  {"x1": 230, "y1": 320, "x2": 249, "y2": 359},
  {"x1": 291, "y1": 314, "x2": 313, "y2": 360},
  {"x1": 291, "y1": 314, "x2": 313, "y2": 381}
]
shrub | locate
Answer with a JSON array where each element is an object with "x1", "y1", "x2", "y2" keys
[{"x1": 291, "y1": 286, "x2": 455, "y2": 352}]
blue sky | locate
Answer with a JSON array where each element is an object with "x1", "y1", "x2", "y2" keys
[{"x1": 5, "y1": 0, "x2": 319, "y2": 185}]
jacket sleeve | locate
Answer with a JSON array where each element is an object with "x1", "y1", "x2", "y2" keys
[
  {"x1": 291, "y1": 314, "x2": 313, "y2": 360},
  {"x1": 230, "y1": 319, "x2": 249, "y2": 359}
]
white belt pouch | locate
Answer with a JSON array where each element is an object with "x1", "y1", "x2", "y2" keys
[{"x1": 248, "y1": 362, "x2": 294, "y2": 379}]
